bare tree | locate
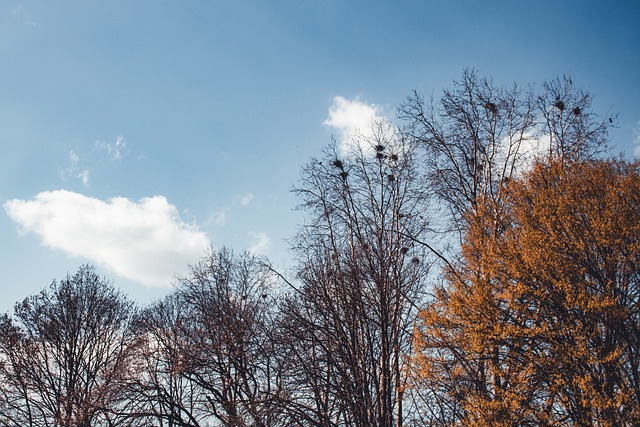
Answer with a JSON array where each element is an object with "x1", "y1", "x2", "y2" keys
[
  {"x1": 399, "y1": 70, "x2": 614, "y2": 235},
  {"x1": 147, "y1": 248, "x2": 287, "y2": 427},
  {"x1": 399, "y1": 69, "x2": 537, "y2": 234},
  {"x1": 537, "y1": 75, "x2": 614, "y2": 162},
  {"x1": 0, "y1": 265, "x2": 136, "y2": 427},
  {"x1": 0, "y1": 314, "x2": 33, "y2": 426},
  {"x1": 125, "y1": 294, "x2": 206, "y2": 427},
  {"x1": 285, "y1": 124, "x2": 432, "y2": 427}
]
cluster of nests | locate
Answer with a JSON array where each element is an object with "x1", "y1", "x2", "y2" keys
[
  {"x1": 484, "y1": 98, "x2": 583, "y2": 116},
  {"x1": 332, "y1": 145, "x2": 400, "y2": 182},
  {"x1": 554, "y1": 98, "x2": 582, "y2": 116}
]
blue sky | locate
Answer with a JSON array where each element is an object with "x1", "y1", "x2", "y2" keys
[{"x1": 1, "y1": 1, "x2": 638, "y2": 312}]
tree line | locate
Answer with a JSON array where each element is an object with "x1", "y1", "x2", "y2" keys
[{"x1": 1, "y1": 70, "x2": 638, "y2": 427}]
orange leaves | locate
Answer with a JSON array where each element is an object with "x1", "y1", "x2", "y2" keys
[{"x1": 413, "y1": 157, "x2": 640, "y2": 426}]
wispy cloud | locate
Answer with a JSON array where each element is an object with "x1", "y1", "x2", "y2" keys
[
  {"x1": 207, "y1": 208, "x2": 229, "y2": 226},
  {"x1": 206, "y1": 193, "x2": 255, "y2": 228},
  {"x1": 324, "y1": 96, "x2": 392, "y2": 156},
  {"x1": 248, "y1": 231, "x2": 270, "y2": 255},
  {"x1": 95, "y1": 136, "x2": 127, "y2": 160},
  {"x1": 59, "y1": 136, "x2": 129, "y2": 186},
  {"x1": 60, "y1": 150, "x2": 90, "y2": 186},
  {"x1": 236, "y1": 193, "x2": 254, "y2": 206},
  {"x1": 10, "y1": 6, "x2": 37, "y2": 27},
  {"x1": 77, "y1": 169, "x2": 90, "y2": 186},
  {"x1": 0, "y1": 6, "x2": 37, "y2": 49},
  {"x1": 69, "y1": 150, "x2": 80, "y2": 164},
  {"x1": 4, "y1": 191, "x2": 209, "y2": 287}
]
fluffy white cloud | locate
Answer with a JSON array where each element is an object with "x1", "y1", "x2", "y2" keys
[
  {"x1": 4, "y1": 190, "x2": 209, "y2": 287},
  {"x1": 323, "y1": 96, "x2": 392, "y2": 156}
]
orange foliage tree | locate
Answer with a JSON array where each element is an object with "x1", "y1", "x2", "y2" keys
[{"x1": 413, "y1": 158, "x2": 640, "y2": 427}]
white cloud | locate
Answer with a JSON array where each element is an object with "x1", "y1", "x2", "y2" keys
[
  {"x1": 496, "y1": 131, "x2": 550, "y2": 175},
  {"x1": 247, "y1": 231, "x2": 270, "y2": 255},
  {"x1": 4, "y1": 190, "x2": 209, "y2": 287},
  {"x1": 324, "y1": 96, "x2": 392, "y2": 156}
]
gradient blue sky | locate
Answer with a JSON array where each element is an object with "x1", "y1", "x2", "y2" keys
[{"x1": 1, "y1": 1, "x2": 639, "y2": 313}]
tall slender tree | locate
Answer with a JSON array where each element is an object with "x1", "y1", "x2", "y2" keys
[{"x1": 285, "y1": 123, "x2": 432, "y2": 427}]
